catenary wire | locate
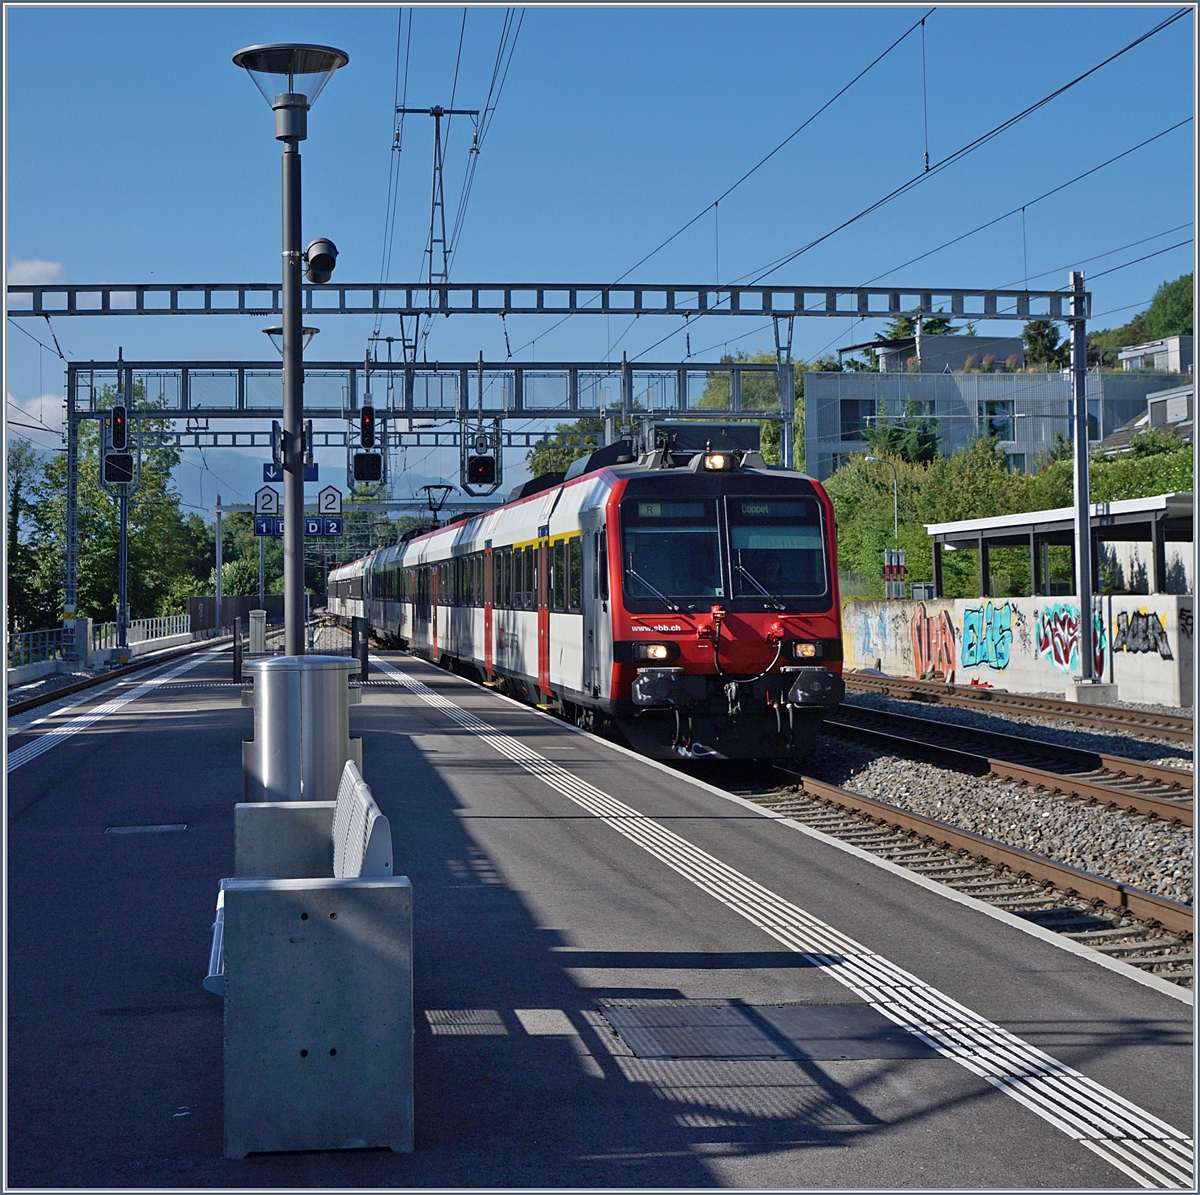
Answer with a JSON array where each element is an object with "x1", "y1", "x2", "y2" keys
[
  {"x1": 861, "y1": 117, "x2": 1192, "y2": 285},
  {"x1": 744, "y1": 8, "x2": 1191, "y2": 286},
  {"x1": 631, "y1": 122, "x2": 1191, "y2": 362},
  {"x1": 507, "y1": 9, "x2": 935, "y2": 359}
]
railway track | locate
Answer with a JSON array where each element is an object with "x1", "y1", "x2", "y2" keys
[
  {"x1": 743, "y1": 769, "x2": 1193, "y2": 988},
  {"x1": 826, "y1": 704, "x2": 1193, "y2": 826},
  {"x1": 5, "y1": 632, "x2": 237, "y2": 717},
  {"x1": 845, "y1": 671, "x2": 1194, "y2": 744}
]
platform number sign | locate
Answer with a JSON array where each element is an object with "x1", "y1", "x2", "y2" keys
[
  {"x1": 254, "y1": 486, "x2": 281, "y2": 516},
  {"x1": 317, "y1": 486, "x2": 342, "y2": 516}
]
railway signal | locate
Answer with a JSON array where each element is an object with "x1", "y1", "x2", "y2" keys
[
  {"x1": 360, "y1": 404, "x2": 376, "y2": 448},
  {"x1": 103, "y1": 453, "x2": 134, "y2": 484},
  {"x1": 110, "y1": 404, "x2": 128, "y2": 450},
  {"x1": 467, "y1": 455, "x2": 496, "y2": 485}
]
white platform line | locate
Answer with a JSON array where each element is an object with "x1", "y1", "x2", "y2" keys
[
  {"x1": 375, "y1": 657, "x2": 1193, "y2": 1188},
  {"x1": 6, "y1": 651, "x2": 217, "y2": 773}
]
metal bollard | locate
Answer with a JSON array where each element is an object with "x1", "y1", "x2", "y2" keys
[
  {"x1": 248, "y1": 609, "x2": 267, "y2": 655},
  {"x1": 233, "y1": 617, "x2": 243, "y2": 683},
  {"x1": 351, "y1": 615, "x2": 369, "y2": 681},
  {"x1": 241, "y1": 656, "x2": 362, "y2": 803}
]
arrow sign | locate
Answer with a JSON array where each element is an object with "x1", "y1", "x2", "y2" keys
[
  {"x1": 254, "y1": 485, "x2": 281, "y2": 515},
  {"x1": 264, "y1": 462, "x2": 319, "y2": 482},
  {"x1": 317, "y1": 485, "x2": 342, "y2": 515}
]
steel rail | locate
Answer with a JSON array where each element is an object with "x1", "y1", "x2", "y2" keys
[
  {"x1": 825, "y1": 715, "x2": 1190, "y2": 825},
  {"x1": 845, "y1": 673, "x2": 1193, "y2": 743},
  {"x1": 848, "y1": 703, "x2": 1193, "y2": 788},
  {"x1": 790, "y1": 771, "x2": 1193, "y2": 935}
]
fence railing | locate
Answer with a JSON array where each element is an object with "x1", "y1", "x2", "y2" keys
[
  {"x1": 92, "y1": 614, "x2": 191, "y2": 651},
  {"x1": 8, "y1": 627, "x2": 66, "y2": 668}
]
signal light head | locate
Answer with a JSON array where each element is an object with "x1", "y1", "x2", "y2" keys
[
  {"x1": 360, "y1": 404, "x2": 376, "y2": 448},
  {"x1": 467, "y1": 455, "x2": 496, "y2": 485},
  {"x1": 353, "y1": 453, "x2": 382, "y2": 482},
  {"x1": 111, "y1": 405, "x2": 128, "y2": 450}
]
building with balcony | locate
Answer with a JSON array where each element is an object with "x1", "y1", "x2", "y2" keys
[{"x1": 804, "y1": 370, "x2": 1190, "y2": 482}]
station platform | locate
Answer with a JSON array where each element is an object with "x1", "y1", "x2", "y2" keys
[{"x1": 6, "y1": 646, "x2": 1193, "y2": 1188}]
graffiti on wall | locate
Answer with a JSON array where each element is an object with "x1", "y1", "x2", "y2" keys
[
  {"x1": 911, "y1": 603, "x2": 956, "y2": 682},
  {"x1": 1180, "y1": 608, "x2": 1193, "y2": 642},
  {"x1": 1035, "y1": 603, "x2": 1107, "y2": 676},
  {"x1": 850, "y1": 607, "x2": 889, "y2": 665},
  {"x1": 1113, "y1": 610, "x2": 1173, "y2": 659},
  {"x1": 960, "y1": 602, "x2": 1014, "y2": 672}
]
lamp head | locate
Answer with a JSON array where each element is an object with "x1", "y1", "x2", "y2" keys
[
  {"x1": 262, "y1": 325, "x2": 319, "y2": 353},
  {"x1": 233, "y1": 44, "x2": 348, "y2": 139}
]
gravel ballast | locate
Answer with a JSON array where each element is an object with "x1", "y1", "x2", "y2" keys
[{"x1": 802, "y1": 733, "x2": 1193, "y2": 906}]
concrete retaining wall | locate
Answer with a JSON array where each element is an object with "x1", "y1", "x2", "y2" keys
[
  {"x1": 8, "y1": 658, "x2": 67, "y2": 686},
  {"x1": 90, "y1": 632, "x2": 194, "y2": 666},
  {"x1": 843, "y1": 594, "x2": 1193, "y2": 706}
]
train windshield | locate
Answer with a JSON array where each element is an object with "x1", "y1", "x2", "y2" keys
[
  {"x1": 726, "y1": 497, "x2": 827, "y2": 598},
  {"x1": 621, "y1": 499, "x2": 724, "y2": 608}
]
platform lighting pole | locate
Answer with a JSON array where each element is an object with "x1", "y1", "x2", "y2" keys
[
  {"x1": 1069, "y1": 270, "x2": 1094, "y2": 682},
  {"x1": 234, "y1": 43, "x2": 348, "y2": 656},
  {"x1": 215, "y1": 496, "x2": 224, "y2": 633}
]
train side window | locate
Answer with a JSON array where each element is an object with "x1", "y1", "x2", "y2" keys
[
  {"x1": 531, "y1": 546, "x2": 540, "y2": 610},
  {"x1": 552, "y1": 541, "x2": 566, "y2": 611},
  {"x1": 568, "y1": 538, "x2": 582, "y2": 612},
  {"x1": 502, "y1": 548, "x2": 511, "y2": 608},
  {"x1": 597, "y1": 531, "x2": 609, "y2": 602}
]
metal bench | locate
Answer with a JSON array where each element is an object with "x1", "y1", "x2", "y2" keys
[{"x1": 205, "y1": 761, "x2": 413, "y2": 1157}]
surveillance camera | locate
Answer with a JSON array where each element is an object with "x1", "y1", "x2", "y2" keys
[{"x1": 304, "y1": 238, "x2": 338, "y2": 284}]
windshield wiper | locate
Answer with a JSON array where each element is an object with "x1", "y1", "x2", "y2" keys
[
  {"x1": 624, "y1": 567, "x2": 680, "y2": 612},
  {"x1": 734, "y1": 560, "x2": 786, "y2": 611}
]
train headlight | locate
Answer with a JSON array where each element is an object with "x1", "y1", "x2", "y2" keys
[
  {"x1": 790, "y1": 641, "x2": 820, "y2": 659},
  {"x1": 634, "y1": 642, "x2": 672, "y2": 661},
  {"x1": 704, "y1": 452, "x2": 730, "y2": 470}
]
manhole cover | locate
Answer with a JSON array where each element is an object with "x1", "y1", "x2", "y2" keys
[{"x1": 600, "y1": 1002, "x2": 938, "y2": 1061}]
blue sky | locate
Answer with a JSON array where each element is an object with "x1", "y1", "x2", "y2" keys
[{"x1": 5, "y1": 5, "x2": 1195, "y2": 510}]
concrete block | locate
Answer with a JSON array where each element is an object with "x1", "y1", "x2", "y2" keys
[
  {"x1": 1070, "y1": 680, "x2": 1119, "y2": 706},
  {"x1": 222, "y1": 877, "x2": 413, "y2": 1158},
  {"x1": 234, "y1": 802, "x2": 336, "y2": 878}
]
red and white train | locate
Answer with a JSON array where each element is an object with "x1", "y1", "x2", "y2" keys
[{"x1": 328, "y1": 424, "x2": 844, "y2": 760}]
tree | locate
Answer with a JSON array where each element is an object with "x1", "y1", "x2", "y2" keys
[
  {"x1": 875, "y1": 309, "x2": 958, "y2": 342},
  {"x1": 7, "y1": 439, "x2": 61, "y2": 631},
  {"x1": 695, "y1": 350, "x2": 787, "y2": 464},
  {"x1": 862, "y1": 398, "x2": 939, "y2": 463},
  {"x1": 526, "y1": 417, "x2": 604, "y2": 478},
  {"x1": 1142, "y1": 273, "x2": 1193, "y2": 339},
  {"x1": 1022, "y1": 319, "x2": 1069, "y2": 369},
  {"x1": 1087, "y1": 273, "x2": 1192, "y2": 365},
  {"x1": 28, "y1": 383, "x2": 208, "y2": 622}
]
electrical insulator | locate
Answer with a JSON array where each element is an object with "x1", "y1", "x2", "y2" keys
[
  {"x1": 111, "y1": 405, "x2": 128, "y2": 450},
  {"x1": 360, "y1": 405, "x2": 376, "y2": 448}
]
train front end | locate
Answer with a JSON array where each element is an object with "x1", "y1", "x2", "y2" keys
[{"x1": 604, "y1": 443, "x2": 843, "y2": 760}]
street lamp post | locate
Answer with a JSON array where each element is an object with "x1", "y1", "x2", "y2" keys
[
  {"x1": 865, "y1": 455, "x2": 899, "y2": 540},
  {"x1": 233, "y1": 43, "x2": 347, "y2": 655}
]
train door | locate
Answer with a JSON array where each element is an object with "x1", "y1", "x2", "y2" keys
[
  {"x1": 431, "y1": 563, "x2": 439, "y2": 661},
  {"x1": 483, "y1": 542, "x2": 494, "y2": 677},
  {"x1": 537, "y1": 533, "x2": 550, "y2": 696},
  {"x1": 581, "y1": 510, "x2": 612, "y2": 698}
]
